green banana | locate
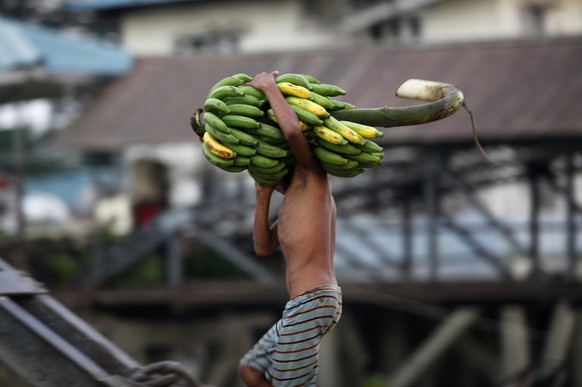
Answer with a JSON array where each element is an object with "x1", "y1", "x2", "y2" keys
[
  {"x1": 228, "y1": 142, "x2": 257, "y2": 157},
  {"x1": 359, "y1": 138, "x2": 384, "y2": 153},
  {"x1": 371, "y1": 151, "x2": 385, "y2": 159},
  {"x1": 233, "y1": 156, "x2": 251, "y2": 166},
  {"x1": 237, "y1": 85, "x2": 266, "y2": 100},
  {"x1": 229, "y1": 127, "x2": 259, "y2": 146},
  {"x1": 201, "y1": 142, "x2": 234, "y2": 168},
  {"x1": 225, "y1": 103, "x2": 264, "y2": 118},
  {"x1": 356, "y1": 159, "x2": 383, "y2": 168},
  {"x1": 310, "y1": 83, "x2": 346, "y2": 96},
  {"x1": 344, "y1": 150, "x2": 382, "y2": 163},
  {"x1": 289, "y1": 106, "x2": 323, "y2": 126},
  {"x1": 232, "y1": 73, "x2": 253, "y2": 82},
  {"x1": 275, "y1": 73, "x2": 312, "y2": 90},
  {"x1": 258, "y1": 135, "x2": 284, "y2": 145},
  {"x1": 313, "y1": 146, "x2": 349, "y2": 166},
  {"x1": 297, "y1": 73, "x2": 321, "y2": 84},
  {"x1": 203, "y1": 112, "x2": 230, "y2": 133},
  {"x1": 324, "y1": 166, "x2": 364, "y2": 178},
  {"x1": 308, "y1": 92, "x2": 335, "y2": 110},
  {"x1": 223, "y1": 95, "x2": 264, "y2": 108},
  {"x1": 204, "y1": 123, "x2": 240, "y2": 145},
  {"x1": 190, "y1": 108, "x2": 205, "y2": 138},
  {"x1": 249, "y1": 161, "x2": 286, "y2": 175},
  {"x1": 248, "y1": 167, "x2": 288, "y2": 186},
  {"x1": 320, "y1": 159, "x2": 358, "y2": 170},
  {"x1": 250, "y1": 154, "x2": 280, "y2": 168},
  {"x1": 204, "y1": 98, "x2": 230, "y2": 116},
  {"x1": 256, "y1": 140, "x2": 288, "y2": 158},
  {"x1": 221, "y1": 114, "x2": 261, "y2": 130},
  {"x1": 208, "y1": 85, "x2": 245, "y2": 100},
  {"x1": 316, "y1": 138, "x2": 361, "y2": 155},
  {"x1": 257, "y1": 122, "x2": 285, "y2": 142},
  {"x1": 207, "y1": 76, "x2": 245, "y2": 97},
  {"x1": 330, "y1": 99, "x2": 356, "y2": 110},
  {"x1": 221, "y1": 165, "x2": 247, "y2": 173},
  {"x1": 248, "y1": 164, "x2": 289, "y2": 185}
]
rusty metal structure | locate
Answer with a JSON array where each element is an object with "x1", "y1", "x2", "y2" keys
[
  {"x1": 0, "y1": 258, "x2": 206, "y2": 386},
  {"x1": 3, "y1": 38, "x2": 582, "y2": 386}
]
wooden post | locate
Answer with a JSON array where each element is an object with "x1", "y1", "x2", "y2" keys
[{"x1": 538, "y1": 301, "x2": 576, "y2": 379}]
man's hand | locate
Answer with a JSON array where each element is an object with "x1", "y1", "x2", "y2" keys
[
  {"x1": 248, "y1": 71, "x2": 279, "y2": 91},
  {"x1": 255, "y1": 181, "x2": 276, "y2": 197}
]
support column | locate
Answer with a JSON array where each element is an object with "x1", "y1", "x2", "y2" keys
[
  {"x1": 499, "y1": 305, "x2": 530, "y2": 380},
  {"x1": 423, "y1": 153, "x2": 441, "y2": 281},
  {"x1": 538, "y1": 301, "x2": 577, "y2": 379},
  {"x1": 388, "y1": 307, "x2": 479, "y2": 387},
  {"x1": 573, "y1": 309, "x2": 582, "y2": 387},
  {"x1": 318, "y1": 322, "x2": 342, "y2": 387}
]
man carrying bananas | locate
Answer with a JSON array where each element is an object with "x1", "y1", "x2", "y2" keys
[{"x1": 239, "y1": 71, "x2": 342, "y2": 387}]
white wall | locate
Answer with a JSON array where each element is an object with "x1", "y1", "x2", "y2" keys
[
  {"x1": 120, "y1": 1, "x2": 345, "y2": 56},
  {"x1": 424, "y1": 0, "x2": 582, "y2": 44}
]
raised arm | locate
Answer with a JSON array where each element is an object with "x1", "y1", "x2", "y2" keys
[
  {"x1": 248, "y1": 72, "x2": 318, "y2": 172},
  {"x1": 253, "y1": 182, "x2": 280, "y2": 256}
]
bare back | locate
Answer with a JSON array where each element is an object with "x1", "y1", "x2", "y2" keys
[{"x1": 277, "y1": 167, "x2": 337, "y2": 298}]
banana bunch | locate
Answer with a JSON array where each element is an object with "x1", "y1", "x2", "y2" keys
[{"x1": 192, "y1": 72, "x2": 384, "y2": 184}]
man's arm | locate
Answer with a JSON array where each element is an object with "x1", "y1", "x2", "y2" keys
[
  {"x1": 248, "y1": 72, "x2": 318, "y2": 172},
  {"x1": 253, "y1": 182, "x2": 280, "y2": 256}
]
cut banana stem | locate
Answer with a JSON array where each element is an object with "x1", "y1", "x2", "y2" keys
[{"x1": 330, "y1": 79, "x2": 464, "y2": 128}]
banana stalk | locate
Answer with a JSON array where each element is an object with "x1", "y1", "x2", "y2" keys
[{"x1": 329, "y1": 79, "x2": 464, "y2": 128}]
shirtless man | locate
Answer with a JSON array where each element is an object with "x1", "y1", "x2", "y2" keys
[{"x1": 239, "y1": 71, "x2": 342, "y2": 387}]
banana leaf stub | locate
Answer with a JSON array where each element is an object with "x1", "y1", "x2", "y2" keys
[{"x1": 192, "y1": 74, "x2": 468, "y2": 184}]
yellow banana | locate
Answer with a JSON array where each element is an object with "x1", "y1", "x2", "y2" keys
[
  {"x1": 277, "y1": 82, "x2": 311, "y2": 99},
  {"x1": 267, "y1": 109, "x2": 311, "y2": 131},
  {"x1": 324, "y1": 116, "x2": 364, "y2": 145},
  {"x1": 203, "y1": 131, "x2": 236, "y2": 159},
  {"x1": 340, "y1": 120, "x2": 383, "y2": 139},
  {"x1": 286, "y1": 96, "x2": 329, "y2": 118},
  {"x1": 313, "y1": 125, "x2": 347, "y2": 145}
]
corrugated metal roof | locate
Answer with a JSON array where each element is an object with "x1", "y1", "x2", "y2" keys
[
  {"x1": 56, "y1": 38, "x2": 582, "y2": 150},
  {"x1": 0, "y1": 16, "x2": 132, "y2": 75}
]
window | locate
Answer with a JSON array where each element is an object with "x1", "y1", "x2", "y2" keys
[
  {"x1": 524, "y1": 4, "x2": 549, "y2": 36},
  {"x1": 368, "y1": 15, "x2": 422, "y2": 44},
  {"x1": 174, "y1": 29, "x2": 243, "y2": 56}
]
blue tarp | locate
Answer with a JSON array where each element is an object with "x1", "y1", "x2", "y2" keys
[{"x1": 0, "y1": 15, "x2": 132, "y2": 75}]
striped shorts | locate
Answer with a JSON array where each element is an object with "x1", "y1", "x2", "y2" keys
[{"x1": 240, "y1": 284, "x2": 342, "y2": 386}]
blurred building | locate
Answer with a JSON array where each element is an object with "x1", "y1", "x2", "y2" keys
[{"x1": 67, "y1": 0, "x2": 582, "y2": 56}]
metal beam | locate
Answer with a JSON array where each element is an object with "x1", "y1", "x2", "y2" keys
[
  {"x1": 440, "y1": 213, "x2": 512, "y2": 279},
  {"x1": 0, "y1": 297, "x2": 126, "y2": 387},
  {"x1": 388, "y1": 307, "x2": 480, "y2": 387},
  {"x1": 444, "y1": 170, "x2": 528, "y2": 256},
  {"x1": 194, "y1": 230, "x2": 279, "y2": 287}
]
